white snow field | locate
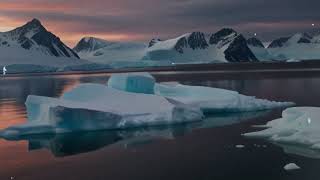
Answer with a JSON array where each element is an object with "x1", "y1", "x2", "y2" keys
[
  {"x1": 0, "y1": 83, "x2": 203, "y2": 138},
  {"x1": 244, "y1": 107, "x2": 320, "y2": 158},
  {"x1": 107, "y1": 73, "x2": 294, "y2": 113}
]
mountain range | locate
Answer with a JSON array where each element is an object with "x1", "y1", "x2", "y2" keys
[{"x1": 1, "y1": 18, "x2": 320, "y2": 73}]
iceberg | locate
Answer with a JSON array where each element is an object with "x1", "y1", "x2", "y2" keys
[
  {"x1": 155, "y1": 83, "x2": 293, "y2": 113},
  {"x1": 107, "y1": 73, "x2": 294, "y2": 113},
  {"x1": 0, "y1": 83, "x2": 203, "y2": 138},
  {"x1": 107, "y1": 72, "x2": 156, "y2": 94},
  {"x1": 244, "y1": 107, "x2": 320, "y2": 158}
]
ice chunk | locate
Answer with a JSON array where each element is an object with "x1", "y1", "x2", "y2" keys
[
  {"x1": 107, "y1": 72, "x2": 155, "y2": 94},
  {"x1": 155, "y1": 83, "x2": 294, "y2": 113},
  {"x1": 235, "y1": 145, "x2": 245, "y2": 148},
  {"x1": 284, "y1": 163, "x2": 300, "y2": 171},
  {"x1": 244, "y1": 107, "x2": 320, "y2": 158},
  {"x1": 0, "y1": 83, "x2": 203, "y2": 138}
]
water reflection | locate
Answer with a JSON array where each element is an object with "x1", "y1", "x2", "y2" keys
[
  {"x1": 5, "y1": 110, "x2": 270, "y2": 157},
  {"x1": 274, "y1": 143, "x2": 320, "y2": 159}
]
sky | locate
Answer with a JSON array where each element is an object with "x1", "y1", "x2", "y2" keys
[{"x1": 0, "y1": 0, "x2": 319, "y2": 47}]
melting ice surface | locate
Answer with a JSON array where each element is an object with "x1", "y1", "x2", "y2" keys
[
  {"x1": 244, "y1": 107, "x2": 320, "y2": 159},
  {"x1": 0, "y1": 72, "x2": 293, "y2": 139}
]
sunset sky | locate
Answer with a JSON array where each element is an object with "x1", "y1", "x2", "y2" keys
[{"x1": 0, "y1": 0, "x2": 319, "y2": 47}]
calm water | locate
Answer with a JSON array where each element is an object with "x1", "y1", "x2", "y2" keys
[{"x1": 0, "y1": 72, "x2": 320, "y2": 180}]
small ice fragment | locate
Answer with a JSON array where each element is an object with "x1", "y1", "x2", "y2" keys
[
  {"x1": 236, "y1": 145, "x2": 245, "y2": 148},
  {"x1": 284, "y1": 163, "x2": 300, "y2": 171}
]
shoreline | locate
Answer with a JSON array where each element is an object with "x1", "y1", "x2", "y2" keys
[{"x1": 2, "y1": 60, "x2": 320, "y2": 78}]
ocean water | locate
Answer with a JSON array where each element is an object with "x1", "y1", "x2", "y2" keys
[{"x1": 0, "y1": 72, "x2": 320, "y2": 180}]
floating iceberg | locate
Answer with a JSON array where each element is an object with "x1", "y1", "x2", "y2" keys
[
  {"x1": 244, "y1": 107, "x2": 320, "y2": 158},
  {"x1": 107, "y1": 72, "x2": 155, "y2": 94},
  {"x1": 0, "y1": 72, "x2": 294, "y2": 138},
  {"x1": 155, "y1": 83, "x2": 293, "y2": 113},
  {"x1": 107, "y1": 73, "x2": 294, "y2": 113},
  {"x1": 0, "y1": 83, "x2": 203, "y2": 138}
]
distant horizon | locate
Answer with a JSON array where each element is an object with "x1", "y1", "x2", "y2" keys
[{"x1": 0, "y1": 0, "x2": 319, "y2": 47}]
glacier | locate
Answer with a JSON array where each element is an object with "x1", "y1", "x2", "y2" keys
[
  {"x1": 107, "y1": 73, "x2": 294, "y2": 113},
  {"x1": 244, "y1": 107, "x2": 320, "y2": 158},
  {"x1": 0, "y1": 83, "x2": 203, "y2": 138}
]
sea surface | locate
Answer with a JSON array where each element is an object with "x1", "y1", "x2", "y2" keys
[{"x1": 0, "y1": 72, "x2": 320, "y2": 180}]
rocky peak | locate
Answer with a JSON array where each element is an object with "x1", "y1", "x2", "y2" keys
[
  {"x1": 74, "y1": 37, "x2": 111, "y2": 52},
  {"x1": 187, "y1": 32, "x2": 209, "y2": 50},
  {"x1": 247, "y1": 37, "x2": 265, "y2": 48},
  {"x1": 209, "y1": 28, "x2": 238, "y2": 45},
  {"x1": 268, "y1": 37, "x2": 290, "y2": 48},
  {"x1": 148, "y1": 38, "x2": 162, "y2": 48}
]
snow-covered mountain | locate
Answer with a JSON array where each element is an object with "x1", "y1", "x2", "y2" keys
[
  {"x1": 0, "y1": 18, "x2": 79, "y2": 59},
  {"x1": 0, "y1": 19, "x2": 99, "y2": 73},
  {"x1": 267, "y1": 33, "x2": 320, "y2": 61},
  {"x1": 144, "y1": 29, "x2": 258, "y2": 62},
  {"x1": 74, "y1": 37, "x2": 147, "y2": 63},
  {"x1": 246, "y1": 37, "x2": 273, "y2": 61}
]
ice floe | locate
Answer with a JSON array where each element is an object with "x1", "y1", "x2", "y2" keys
[{"x1": 244, "y1": 107, "x2": 320, "y2": 158}]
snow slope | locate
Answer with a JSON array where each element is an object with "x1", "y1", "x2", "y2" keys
[
  {"x1": 244, "y1": 107, "x2": 320, "y2": 158},
  {"x1": 267, "y1": 33, "x2": 320, "y2": 61},
  {"x1": 74, "y1": 37, "x2": 147, "y2": 63}
]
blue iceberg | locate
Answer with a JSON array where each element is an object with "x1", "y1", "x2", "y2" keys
[
  {"x1": 0, "y1": 83, "x2": 203, "y2": 138},
  {"x1": 107, "y1": 72, "x2": 155, "y2": 94}
]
